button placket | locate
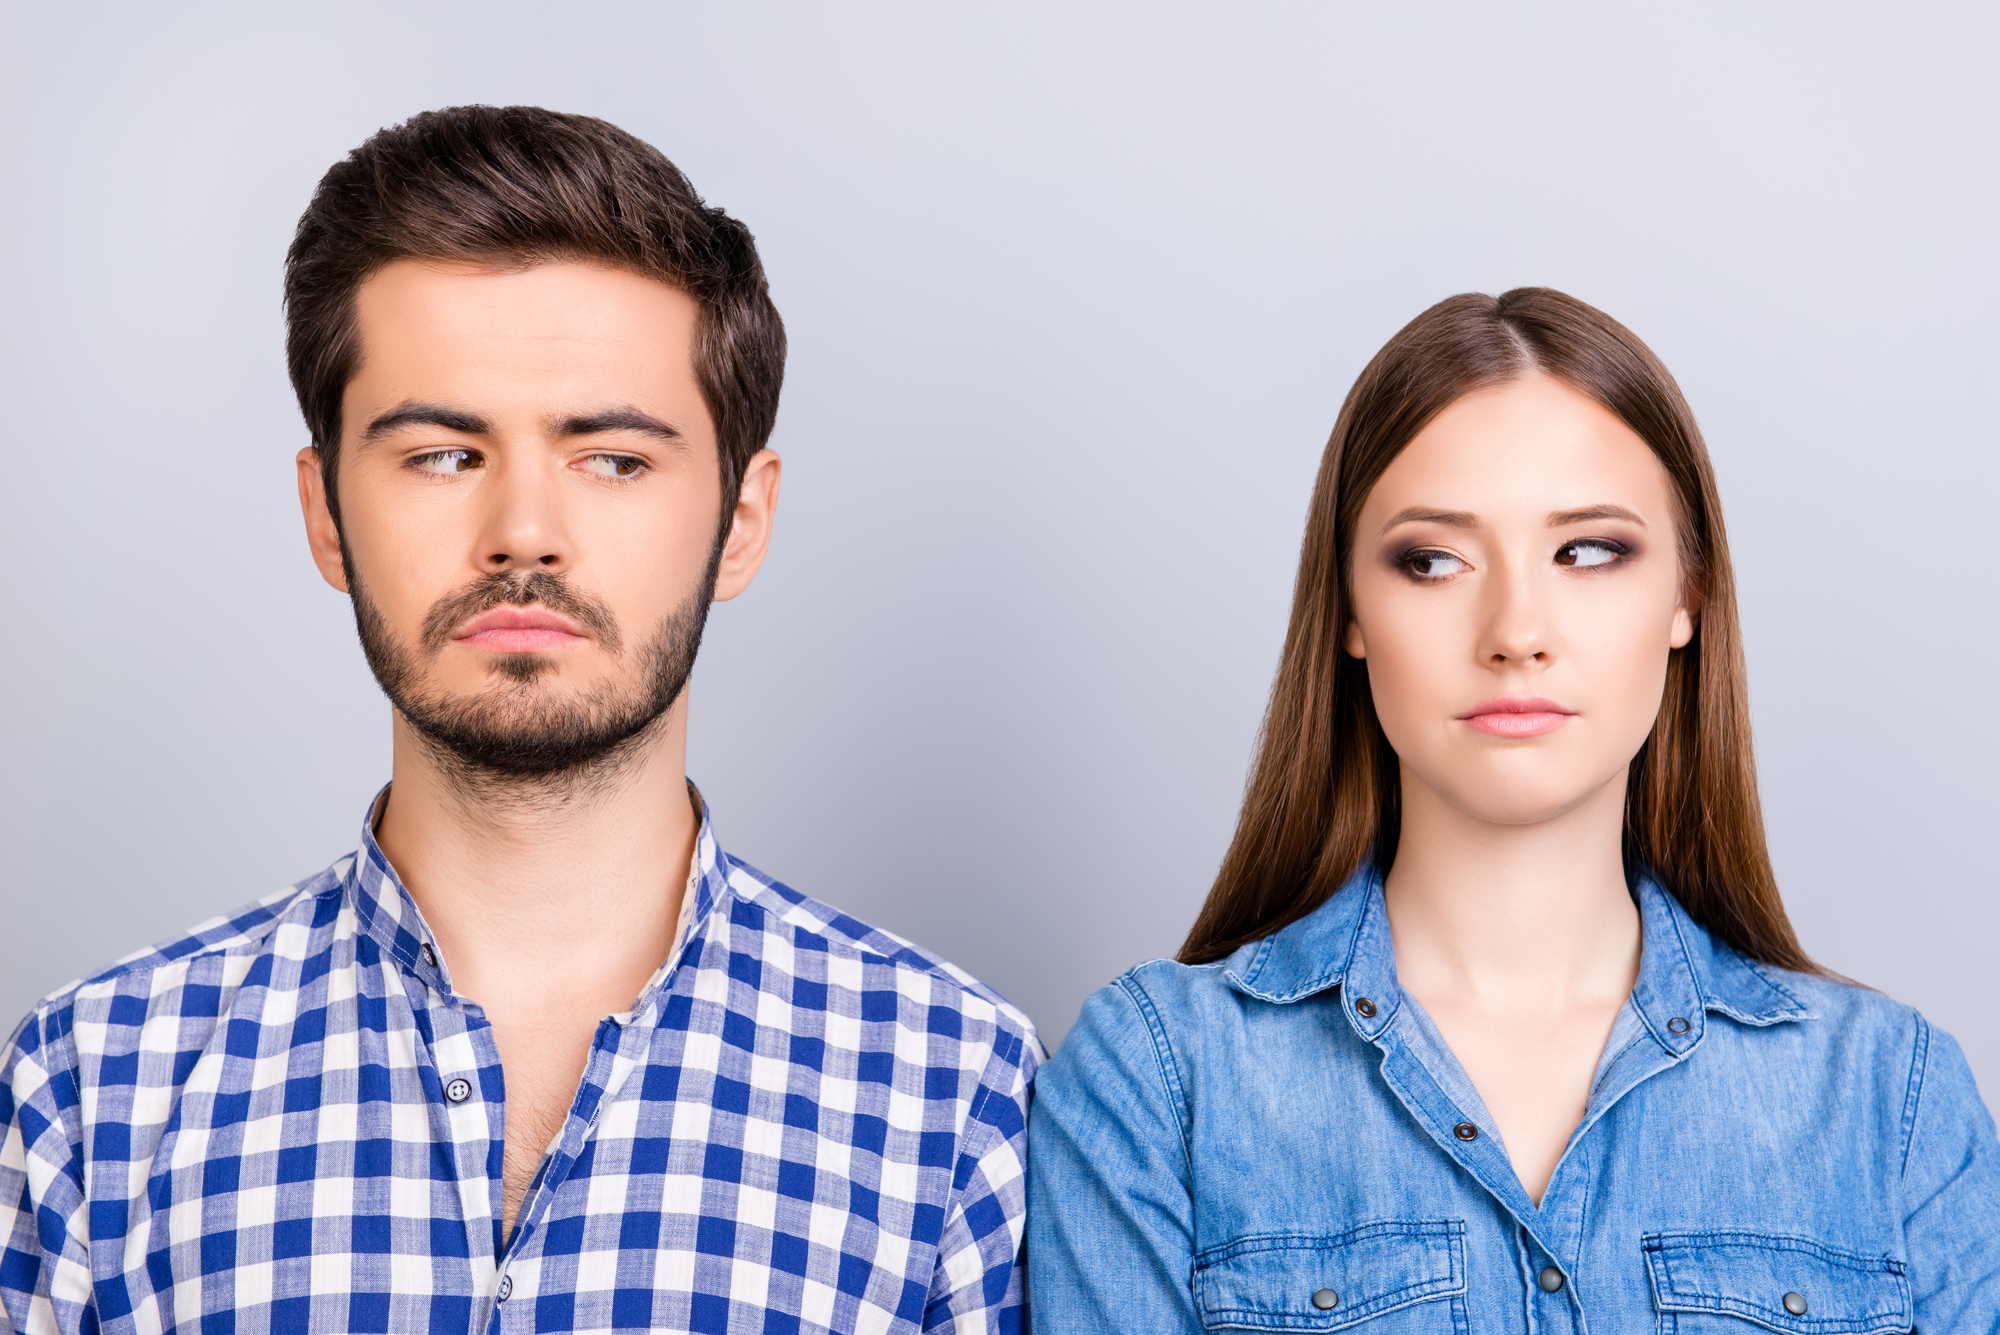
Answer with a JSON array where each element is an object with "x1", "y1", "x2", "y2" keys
[{"x1": 421, "y1": 987, "x2": 505, "y2": 1292}]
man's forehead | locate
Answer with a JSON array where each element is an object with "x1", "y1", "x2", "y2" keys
[
  {"x1": 353, "y1": 257, "x2": 698, "y2": 339},
  {"x1": 343, "y1": 259, "x2": 709, "y2": 436}
]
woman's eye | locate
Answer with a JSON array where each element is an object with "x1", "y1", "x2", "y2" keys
[
  {"x1": 580, "y1": 454, "x2": 646, "y2": 479},
  {"x1": 1555, "y1": 540, "x2": 1623, "y2": 569},
  {"x1": 1401, "y1": 550, "x2": 1468, "y2": 580},
  {"x1": 409, "y1": 448, "x2": 481, "y2": 475}
]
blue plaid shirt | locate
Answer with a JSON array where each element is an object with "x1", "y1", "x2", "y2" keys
[{"x1": 0, "y1": 790, "x2": 1040, "y2": 1334}]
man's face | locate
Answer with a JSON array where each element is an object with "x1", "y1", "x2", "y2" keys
[{"x1": 300, "y1": 259, "x2": 740, "y2": 782}]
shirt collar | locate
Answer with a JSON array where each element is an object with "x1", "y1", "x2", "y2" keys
[
  {"x1": 343, "y1": 781, "x2": 732, "y2": 1005},
  {"x1": 1218, "y1": 862, "x2": 1814, "y2": 1050}
]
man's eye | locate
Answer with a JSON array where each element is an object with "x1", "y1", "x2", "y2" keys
[
  {"x1": 580, "y1": 454, "x2": 646, "y2": 479},
  {"x1": 1401, "y1": 550, "x2": 1468, "y2": 580},
  {"x1": 1555, "y1": 540, "x2": 1623, "y2": 569},
  {"x1": 410, "y1": 449, "x2": 481, "y2": 475}
]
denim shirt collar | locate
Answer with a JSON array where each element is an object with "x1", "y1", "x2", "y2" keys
[
  {"x1": 1219, "y1": 863, "x2": 1814, "y2": 1052},
  {"x1": 344, "y1": 780, "x2": 733, "y2": 1010}
]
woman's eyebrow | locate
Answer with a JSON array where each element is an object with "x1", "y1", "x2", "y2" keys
[
  {"x1": 1547, "y1": 504, "x2": 1646, "y2": 527},
  {"x1": 1380, "y1": 506, "x2": 1478, "y2": 534}
]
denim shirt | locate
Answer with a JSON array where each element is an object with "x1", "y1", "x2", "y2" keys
[{"x1": 1027, "y1": 868, "x2": 2000, "y2": 1333}]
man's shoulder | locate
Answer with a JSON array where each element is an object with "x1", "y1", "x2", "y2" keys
[
  {"x1": 716, "y1": 853, "x2": 1041, "y2": 1061},
  {"x1": 9, "y1": 862, "x2": 352, "y2": 1060}
]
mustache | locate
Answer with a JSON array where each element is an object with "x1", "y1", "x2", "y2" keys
[{"x1": 419, "y1": 570, "x2": 623, "y2": 656}]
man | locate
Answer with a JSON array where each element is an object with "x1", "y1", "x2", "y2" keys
[{"x1": 0, "y1": 107, "x2": 1037, "y2": 1335}]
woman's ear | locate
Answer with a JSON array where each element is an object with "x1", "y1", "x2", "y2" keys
[
  {"x1": 1344, "y1": 619, "x2": 1367, "y2": 659},
  {"x1": 1669, "y1": 572, "x2": 1701, "y2": 649}
]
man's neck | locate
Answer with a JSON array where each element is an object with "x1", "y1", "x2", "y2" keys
[
  {"x1": 1383, "y1": 766, "x2": 1641, "y2": 1014},
  {"x1": 372, "y1": 702, "x2": 699, "y2": 1018}
]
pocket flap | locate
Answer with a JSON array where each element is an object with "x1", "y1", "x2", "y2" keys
[
  {"x1": 1192, "y1": 1221, "x2": 1465, "y2": 1331},
  {"x1": 1642, "y1": 1231, "x2": 1911, "y2": 1333}
]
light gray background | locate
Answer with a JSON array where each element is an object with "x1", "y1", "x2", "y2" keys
[{"x1": 4, "y1": 4, "x2": 1995, "y2": 1096}]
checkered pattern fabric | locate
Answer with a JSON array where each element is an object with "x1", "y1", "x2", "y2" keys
[{"x1": 0, "y1": 791, "x2": 1039, "y2": 1334}]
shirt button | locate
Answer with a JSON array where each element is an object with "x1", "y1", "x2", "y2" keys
[
  {"x1": 497, "y1": 1275, "x2": 513, "y2": 1302},
  {"x1": 1453, "y1": 1122, "x2": 1479, "y2": 1141},
  {"x1": 1538, "y1": 1265, "x2": 1565, "y2": 1292},
  {"x1": 445, "y1": 1077, "x2": 473, "y2": 1103},
  {"x1": 1354, "y1": 997, "x2": 1377, "y2": 1018},
  {"x1": 1783, "y1": 1292, "x2": 1808, "y2": 1315},
  {"x1": 421, "y1": 942, "x2": 438, "y2": 968},
  {"x1": 1310, "y1": 1288, "x2": 1338, "y2": 1310},
  {"x1": 1667, "y1": 1016, "x2": 1691, "y2": 1035}
]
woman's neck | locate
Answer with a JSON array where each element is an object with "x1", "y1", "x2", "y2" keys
[{"x1": 1383, "y1": 761, "x2": 1640, "y2": 1011}]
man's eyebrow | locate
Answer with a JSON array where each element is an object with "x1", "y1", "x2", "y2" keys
[
  {"x1": 1548, "y1": 504, "x2": 1646, "y2": 527},
  {"x1": 557, "y1": 408, "x2": 686, "y2": 447},
  {"x1": 361, "y1": 403, "x2": 492, "y2": 442},
  {"x1": 1380, "y1": 506, "x2": 1479, "y2": 534}
]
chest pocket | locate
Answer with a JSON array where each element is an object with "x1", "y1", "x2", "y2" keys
[
  {"x1": 1643, "y1": 1231, "x2": 1912, "y2": 1334},
  {"x1": 1192, "y1": 1221, "x2": 1465, "y2": 1331}
]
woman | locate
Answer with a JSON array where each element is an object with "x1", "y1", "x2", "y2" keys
[{"x1": 1027, "y1": 289, "x2": 1999, "y2": 1331}]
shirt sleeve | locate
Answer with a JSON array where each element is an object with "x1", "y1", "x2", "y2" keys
[
  {"x1": 923, "y1": 1026, "x2": 1039, "y2": 1334},
  {"x1": 0, "y1": 1007, "x2": 92, "y2": 1335},
  {"x1": 1899, "y1": 1014, "x2": 2000, "y2": 1328},
  {"x1": 1026, "y1": 975, "x2": 1202, "y2": 1334}
]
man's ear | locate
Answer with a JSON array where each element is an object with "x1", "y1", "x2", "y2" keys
[
  {"x1": 712, "y1": 449, "x2": 781, "y2": 603},
  {"x1": 297, "y1": 447, "x2": 350, "y2": 594},
  {"x1": 1343, "y1": 619, "x2": 1367, "y2": 659}
]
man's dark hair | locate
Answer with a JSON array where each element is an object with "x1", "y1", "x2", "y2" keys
[{"x1": 284, "y1": 105, "x2": 785, "y2": 528}]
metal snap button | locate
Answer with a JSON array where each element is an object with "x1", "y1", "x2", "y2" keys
[
  {"x1": 421, "y1": 942, "x2": 438, "y2": 968},
  {"x1": 1667, "y1": 1016, "x2": 1690, "y2": 1035},
  {"x1": 497, "y1": 1275, "x2": 513, "y2": 1302},
  {"x1": 1354, "y1": 997, "x2": 1377, "y2": 1018},
  {"x1": 1310, "y1": 1288, "x2": 1338, "y2": 1310},
  {"x1": 445, "y1": 1078, "x2": 472, "y2": 1104},
  {"x1": 1453, "y1": 1122, "x2": 1479, "y2": 1141},
  {"x1": 1538, "y1": 1265, "x2": 1564, "y2": 1292},
  {"x1": 1783, "y1": 1291, "x2": 1807, "y2": 1315}
]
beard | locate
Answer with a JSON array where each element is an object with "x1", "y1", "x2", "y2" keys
[{"x1": 349, "y1": 550, "x2": 718, "y2": 798}]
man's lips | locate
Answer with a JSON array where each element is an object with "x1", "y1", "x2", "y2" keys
[
  {"x1": 450, "y1": 606, "x2": 590, "y2": 653},
  {"x1": 1456, "y1": 696, "x2": 1575, "y2": 738}
]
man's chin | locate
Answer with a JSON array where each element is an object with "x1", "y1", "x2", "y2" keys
[{"x1": 485, "y1": 650, "x2": 565, "y2": 684}]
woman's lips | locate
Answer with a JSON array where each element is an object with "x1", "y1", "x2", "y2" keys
[
  {"x1": 1457, "y1": 696, "x2": 1575, "y2": 738},
  {"x1": 451, "y1": 606, "x2": 590, "y2": 653}
]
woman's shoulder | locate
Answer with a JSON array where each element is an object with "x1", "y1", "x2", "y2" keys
[
  {"x1": 1729, "y1": 956, "x2": 1925, "y2": 1040},
  {"x1": 1711, "y1": 953, "x2": 1974, "y2": 1098},
  {"x1": 1048, "y1": 947, "x2": 1325, "y2": 1094},
  {"x1": 1056, "y1": 958, "x2": 1237, "y2": 1060}
]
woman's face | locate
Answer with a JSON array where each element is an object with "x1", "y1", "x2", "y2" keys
[{"x1": 1345, "y1": 374, "x2": 1694, "y2": 828}]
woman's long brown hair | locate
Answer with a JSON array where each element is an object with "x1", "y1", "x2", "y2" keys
[{"x1": 1179, "y1": 288, "x2": 1821, "y2": 974}]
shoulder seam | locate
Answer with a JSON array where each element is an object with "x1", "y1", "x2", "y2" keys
[
  {"x1": 1898, "y1": 1011, "x2": 1930, "y2": 1182},
  {"x1": 1115, "y1": 971, "x2": 1195, "y2": 1174}
]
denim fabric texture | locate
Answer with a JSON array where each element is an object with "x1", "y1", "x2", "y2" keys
[
  {"x1": 0, "y1": 790, "x2": 1038, "y2": 1335},
  {"x1": 1027, "y1": 867, "x2": 2000, "y2": 1333}
]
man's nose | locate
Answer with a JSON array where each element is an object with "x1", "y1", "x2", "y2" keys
[{"x1": 476, "y1": 457, "x2": 573, "y2": 573}]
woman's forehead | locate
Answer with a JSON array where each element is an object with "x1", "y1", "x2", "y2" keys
[{"x1": 1364, "y1": 375, "x2": 1672, "y2": 525}]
